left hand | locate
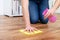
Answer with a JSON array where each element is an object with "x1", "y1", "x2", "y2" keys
[{"x1": 44, "y1": 8, "x2": 56, "y2": 19}]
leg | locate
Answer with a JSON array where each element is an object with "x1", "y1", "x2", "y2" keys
[
  {"x1": 39, "y1": 0, "x2": 49, "y2": 24},
  {"x1": 29, "y1": 1, "x2": 39, "y2": 24}
]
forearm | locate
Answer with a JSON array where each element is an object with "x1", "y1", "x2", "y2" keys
[
  {"x1": 21, "y1": 0, "x2": 31, "y2": 27},
  {"x1": 52, "y1": 0, "x2": 60, "y2": 11}
]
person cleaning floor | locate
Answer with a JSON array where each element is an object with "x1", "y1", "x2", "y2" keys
[{"x1": 21, "y1": 0, "x2": 60, "y2": 32}]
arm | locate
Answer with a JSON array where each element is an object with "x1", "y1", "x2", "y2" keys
[
  {"x1": 21, "y1": 0, "x2": 37, "y2": 31},
  {"x1": 45, "y1": 0, "x2": 60, "y2": 18},
  {"x1": 21, "y1": 0, "x2": 31, "y2": 27},
  {"x1": 52, "y1": 0, "x2": 60, "y2": 11}
]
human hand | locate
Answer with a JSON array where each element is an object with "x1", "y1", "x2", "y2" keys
[
  {"x1": 44, "y1": 8, "x2": 56, "y2": 19},
  {"x1": 24, "y1": 26, "x2": 38, "y2": 32}
]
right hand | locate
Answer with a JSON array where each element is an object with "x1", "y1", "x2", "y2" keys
[
  {"x1": 44, "y1": 8, "x2": 56, "y2": 19},
  {"x1": 24, "y1": 26, "x2": 38, "y2": 32}
]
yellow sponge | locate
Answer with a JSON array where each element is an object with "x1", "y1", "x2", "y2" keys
[{"x1": 19, "y1": 29, "x2": 43, "y2": 35}]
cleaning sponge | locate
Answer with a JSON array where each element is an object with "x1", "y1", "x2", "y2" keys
[{"x1": 19, "y1": 29, "x2": 43, "y2": 35}]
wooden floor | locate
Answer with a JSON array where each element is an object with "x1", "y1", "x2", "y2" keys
[{"x1": 0, "y1": 14, "x2": 60, "y2": 40}]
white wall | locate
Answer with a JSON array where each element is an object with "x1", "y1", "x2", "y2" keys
[
  {"x1": 56, "y1": 7, "x2": 60, "y2": 13},
  {"x1": 3, "y1": 0, "x2": 12, "y2": 15},
  {"x1": 0, "y1": 0, "x2": 3, "y2": 15},
  {"x1": 49, "y1": 0, "x2": 60, "y2": 13},
  {"x1": 0, "y1": 0, "x2": 12, "y2": 16},
  {"x1": 0, "y1": 0, "x2": 60, "y2": 15}
]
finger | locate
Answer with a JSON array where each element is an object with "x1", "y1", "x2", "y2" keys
[
  {"x1": 24, "y1": 29, "x2": 27, "y2": 31},
  {"x1": 27, "y1": 29, "x2": 30, "y2": 32},
  {"x1": 30, "y1": 29, "x2": 33, "y2": 32},
  {"x1": 30, "y1": 29, "x2": 32, "y2": 32},
  {"x1": 44, "y1": 12, "x2": 50, "y2": 19},
  {"x1": 32, "y1": 29, "x2": 34, "y2": 32},
  {"x1": 34, "y1": 28, "x2": 38, "y2": 31},
  {"x1": 24, "y1": 28, "x2": 29, "y2": 32},
  {"x1": 44, "y1": 12, "x2": 49, "y2": 17},
  {"x1": 25, "y1": 27, "x2": 28, "y2": 30},
  {"x1": 30, "y1": 29, "x2": 31, "y2": 32},
  {"x1": 45, "y1": 15, "x2": 49, "y2": 19},
  {"x1": 51, "y1": 13, "x2": 54, "y2": 16}
]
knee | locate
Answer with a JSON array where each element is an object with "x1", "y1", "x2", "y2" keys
[
  {"x1": 30, "y1": 18, "x2": 39, "y2": 24},
  {"x1": 40, "y1": 19, "x2": 48, "y2": 24}
]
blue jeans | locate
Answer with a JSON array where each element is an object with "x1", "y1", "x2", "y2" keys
[{"x1": 29, "y1": 0, "x2": 49, "y2": 24}]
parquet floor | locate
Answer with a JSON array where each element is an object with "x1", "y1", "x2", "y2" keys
[{"x1": 0, "y1": 14, "x2": 60, "y2": 40}]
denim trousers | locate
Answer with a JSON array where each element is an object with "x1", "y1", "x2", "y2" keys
[{"x1": 29, "y1": 0, "x2": 49, "y2": 24}]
